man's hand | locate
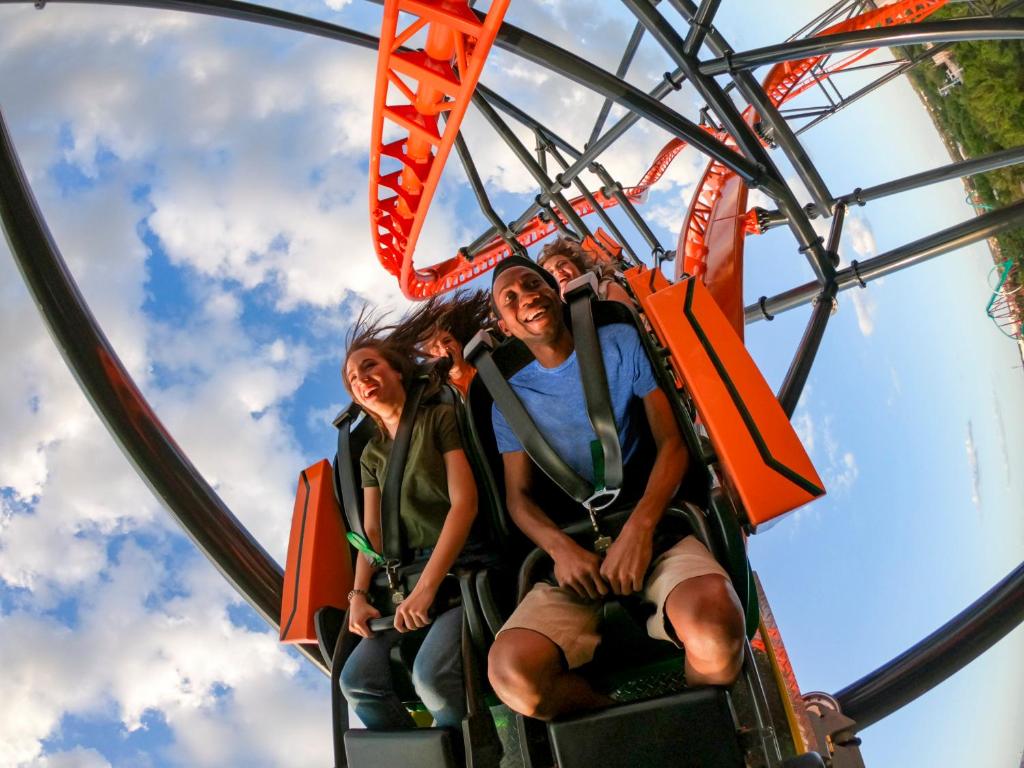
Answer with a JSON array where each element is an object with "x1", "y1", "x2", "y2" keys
[
  {"x1": 600, "y1": 522, "x2": 654, "y2": 596},
  {"x1": 394, "y1": 583, "x2": 436, "y2": 633},
  {"x1": 552, "y1": 541, "x2": 608, "y2": 600},
  {"x1": 348, "y1": 595, "x2": 382, "y2": 638}
]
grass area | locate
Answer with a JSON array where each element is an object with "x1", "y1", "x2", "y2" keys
[{"x1": 897, "y1": 4, "x2": 1024, "y2": 315}]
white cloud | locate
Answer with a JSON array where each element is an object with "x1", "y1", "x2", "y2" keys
[
  {"x1": 838, "y1": 214, "x2": 880, "y2": 336},
  {"x1": 0, "y1": 544, "x2": 332, "y2": 767},
  {"x1": 965, "y1": 420, "x2": 981, "y2": 513}
]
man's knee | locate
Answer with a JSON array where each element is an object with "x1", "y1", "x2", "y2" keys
[
  {"x1": 487, "y1": 629, "x2": 563, "y2": 720},
  {"x1": 666, "y1": 575, "x2": 745, "y2": 664}
]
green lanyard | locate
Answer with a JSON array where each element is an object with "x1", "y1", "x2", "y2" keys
[
  {"x1": 590, "y1": 438, "x2": 606, "y2": 494},
  {"x1": 346, "y1": 532, "x2": 386, "y2": 568}
]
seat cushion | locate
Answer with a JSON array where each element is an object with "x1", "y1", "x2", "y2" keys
[{"x1": 548, "y1": 688, "x2": 744, "y2": 768}]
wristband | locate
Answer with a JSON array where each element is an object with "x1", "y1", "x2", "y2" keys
[{"x1": 347, "y1": 588, "x2": 370, "y2": 603}]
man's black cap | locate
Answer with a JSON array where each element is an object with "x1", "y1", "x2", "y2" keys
[{"x1": 490, "y1": 254, "x2": 559, "y2": 295}]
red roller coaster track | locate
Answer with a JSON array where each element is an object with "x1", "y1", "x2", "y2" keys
[{"x1": 369, "y1": 0, "x2": 948, "y2": 300}]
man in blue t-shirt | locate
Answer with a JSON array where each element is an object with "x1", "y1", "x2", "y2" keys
[{"x1": 487, "y1": 256, "x2": 745, "y2": 721}]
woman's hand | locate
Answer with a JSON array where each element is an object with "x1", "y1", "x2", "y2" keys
[
  {"x1": 394, "y1": 583, "x2": 437, "y2": 633},
  {"x1": 348, "y1": 594, "x2": 382, "y2": 638}
]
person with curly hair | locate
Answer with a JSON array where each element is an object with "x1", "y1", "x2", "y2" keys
[{"x1": 537, "y1": 235, "x2": 633, "y2": 306}]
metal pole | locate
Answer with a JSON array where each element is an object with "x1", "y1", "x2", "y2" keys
[
  {"x1": 630, "y1": 0, "x2": 835, "y2": 280},
  {"x1": 834, "y1": 558, "x2": 1024, "y2": 731},
  {"x1": 545, "y1": 143, "x2": 642, "y2": 266},
  {"x1": 591, "y1": 162, "x2": 665, "y2": 255},
  {"x1": 477, "y1": 83, "x2": 583, "y2": 159},
  {"x1": 470, "y1": 92, "x2": 592, "y2": 240},
  {"x1": 700, "y1": 19, "x2": 1024, "y2": 76},
  {"x1": 451, "y1": 131, "x2": 524, "y2": 258},
  {"x1": 588, "y1": 21, "x2": 647, "y2": 149},
  {"x1": 490, "y1": 19, "x2": 765, "y2": 184},
  {"x1": 795, "y1": 0, "x2": 1024, "y2": 138},
  {"x1": 836, "y1": 145, "x2": 1024, "y2": 208},
  {"x1": 776, "y1": 205, "x2": 845, "y2": 417},
  {"x1": 0, "y1": 108, "x2": 327, "y2": 676},
  {"x1": 746, "y1": 199, "x2": 1024, "y2": 322},
  {"x1": 776, "y1": 285, "x2": 837, "y2": 418},
  {"x1": 681, "y1": 0, "x2": 721, "y2": 56},
  {"x1": 669, "y1": 0, "x2": 836, "y2": 217}
]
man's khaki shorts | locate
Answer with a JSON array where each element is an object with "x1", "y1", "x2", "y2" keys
[{"x1": 497, "y1": 535, "x2": 729, "y2": 669}]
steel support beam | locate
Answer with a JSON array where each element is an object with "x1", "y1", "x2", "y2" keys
[
  {"x1": 0, "y1": 109, "x2": 327, "y2": 675},
  {"x1": 545, "y1": 143, "x2": 643, "y2": 266},
  {"x1": 836, "y1": 146, "x2": 1024, "y2": 209},
  {"x1": 452, "y1": 131, "x2": 524, "y2": 259},
  {"x1": 746, "y1": 199, "x2": 1024, "y2": 322},
  {"x1": 636, "y1": 0, "x2": 835, "y2": 280},
  {"x1": 670, "y1": 0, "x2": 836, "y2": 217},
  {"x1": 681, "y1": 0, "x2": 721, "y2": 56},
  {"x1": 472, "y1": 92, "x2": 591, "y2": 240},
  {"x1": 490, "y1": 19, "x2": 765, "y2": 184},
  {"x1": 477, "y1": 83, "x2": 583, "y2": 160},
  {"x1": 588, "y1": 21, "x2": 647, "y2": 148},
  {"x1": 776, "y1": 205, "x2": 845, "y2": 417},
  {"x1": 835, "y1": 558, "x2": 1024, "y2": 731},
  {"x1": 700, "y1": 19, "x2": 1024, "y2": 76},
  {"x1": 591, "y1": 162, "x2": 665, "y2": 255}
]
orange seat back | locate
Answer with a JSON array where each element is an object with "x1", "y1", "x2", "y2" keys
[
  {"x1": 280, "y1": 460, "x2": 353, "y2": 644},
  {"x1": 631, "y1": 275, "x2": 824, "y2": 528}
]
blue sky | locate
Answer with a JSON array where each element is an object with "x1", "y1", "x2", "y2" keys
[{"x1": 1, "y1": 1, "x2": 1022, "y2": 766}]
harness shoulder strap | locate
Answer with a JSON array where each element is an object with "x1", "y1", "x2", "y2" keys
[
  {"x1": 565, "y1": 273, "x2": 623, "y2": 499},
  {"x1": 333, "y1": 403, "x2": 366, "y2": 538},
  {"x1": 466, "y1": 330, "x2": 592, "y2": 504},
  {"x1": 380, "y1": 376, "x2": 429, "y2": 563}
]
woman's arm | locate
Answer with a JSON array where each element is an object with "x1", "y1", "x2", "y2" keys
[
  {"x1": 349, "y1": 486, "x2": 383, "y2": 637},
  {"x1": 394, "y1": 448, "x2": 478, "y2": 632},
  {"x1": 414, "y1": 448, "x2": 478, "y2": 592}
]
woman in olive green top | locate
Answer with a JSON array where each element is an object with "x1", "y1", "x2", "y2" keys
[{"x1": 339, "y1": 313, "x2": 478, "y2": 731}]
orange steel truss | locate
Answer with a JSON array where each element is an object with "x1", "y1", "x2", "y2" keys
[{"x1": 369, "y1": 0, "x2": 510, "y2": 299}]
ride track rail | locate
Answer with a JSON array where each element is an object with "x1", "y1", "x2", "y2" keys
[{"x1": 4, "y1": 0, "x2": 1024, "y2": 749}]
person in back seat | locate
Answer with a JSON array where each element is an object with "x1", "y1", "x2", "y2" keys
[
  {"x1": 413, "y1": 290, "x2": 491, "y2": 398},
  {"x1": 486, "y1": 256, "x2": 745, "y2": 721},
  {"x1": 339, "y1": 312, "x2": 479, "y2": 731},
  {"x1": 538, "y1": 235, "x2": 633, "y2": 306}
]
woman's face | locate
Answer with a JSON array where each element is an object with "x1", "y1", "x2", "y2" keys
[
  {"x1": 543, "y1": 255, "x2": 582, "y2": 293},
  {"x1": 424, "y1": 329, "x2": 465, "y2": 367},
  {"x1": 344, "y1": 347, "x2": 405, "y2": 414}
]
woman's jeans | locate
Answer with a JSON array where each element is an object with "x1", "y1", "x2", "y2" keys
[{"x1": 340, "y1": 605, "x2": 465, "y2": 730}]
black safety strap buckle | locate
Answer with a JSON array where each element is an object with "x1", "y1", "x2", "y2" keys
[
  {"x1": 384, "y1": 561, "x2": 405, "y2": 605},
  {"x1": 584, "y1": 493, "x2": 617, "y2": 554}
]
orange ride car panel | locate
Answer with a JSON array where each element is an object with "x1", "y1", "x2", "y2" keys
[
  {"x1": 623, "y1": 263, "x2": 671, "y2": 305},
  {"x1": 642, "y1": 278, "x2": 824, "y2": 527},
  {"x1": 280, "y1": 459, "x2": 353, "y2": 644},
  {"x1": 701, "y1": 173, "x2": 749, "y2": 337}
]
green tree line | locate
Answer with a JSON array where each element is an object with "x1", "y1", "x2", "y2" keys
[{"x1": 901, "y1": 5, "x2": 1024, "y2": 307}]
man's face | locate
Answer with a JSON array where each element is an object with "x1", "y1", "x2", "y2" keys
[{"x1": 492, "y1": 266, "x2": 564, "y2": 344}]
